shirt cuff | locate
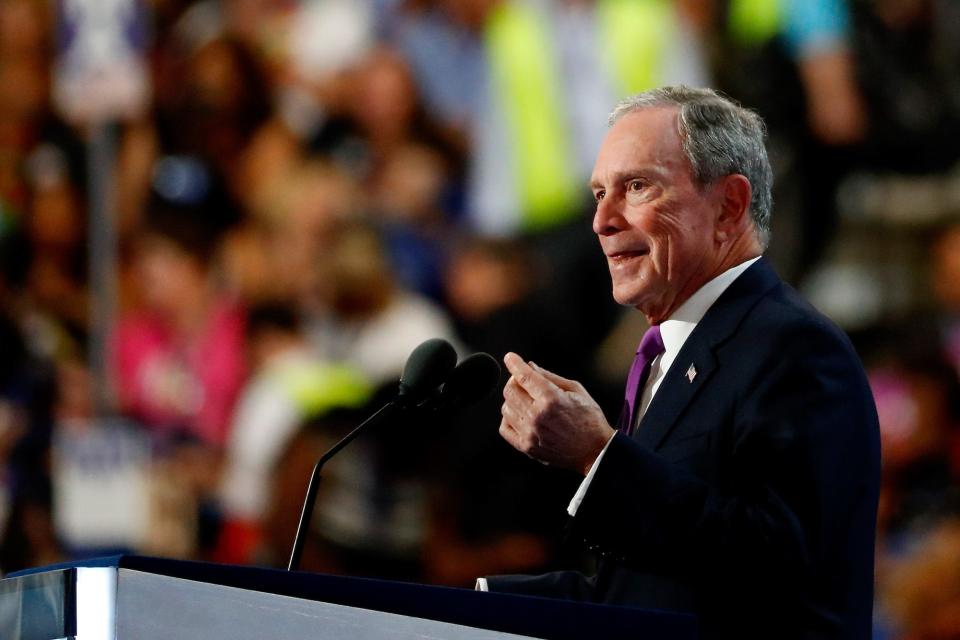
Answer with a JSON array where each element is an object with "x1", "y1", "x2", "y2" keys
[
  {"x1": 566, "y1": 432, "x2": 616, "y2": 517},
  {"x1": 475, "y1": 577, "x2": 489, "y2": 591}
]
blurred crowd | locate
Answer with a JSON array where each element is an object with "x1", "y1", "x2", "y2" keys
[{"x1": 0, "y1": 0, "x2": 959, "y2": 638}]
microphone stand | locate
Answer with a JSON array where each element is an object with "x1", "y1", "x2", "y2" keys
[{"x1": 287, "y1": 402, "x2": 405, "y2": 572}]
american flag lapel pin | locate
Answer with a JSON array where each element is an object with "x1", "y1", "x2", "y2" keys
[{"x1": 686, "y1": 363, "x2": 697, "y2": 383}]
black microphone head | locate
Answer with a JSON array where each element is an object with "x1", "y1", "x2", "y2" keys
[
  {"x1": 397, "y1": 338, "x2": 457, "y2": 403},
  {"x1": 435, "y1": 352, "x2": 501, "y2": 410}
]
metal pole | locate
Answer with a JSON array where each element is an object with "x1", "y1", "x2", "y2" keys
[{"x1": 87, "y1": 122, "x2": 119, "y2": 417}]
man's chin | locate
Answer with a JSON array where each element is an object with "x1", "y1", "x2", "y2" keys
[
  {"x1": 611, "y1": 285, "x2": 665, "y2": 321},
  {"x1": 611, "y1": 285, "x2": 647, "y2": 308}
]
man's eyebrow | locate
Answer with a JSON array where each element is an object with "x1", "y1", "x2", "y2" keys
[{"x1": 590, "y1": 166, "x2": 666, "y2": 189}]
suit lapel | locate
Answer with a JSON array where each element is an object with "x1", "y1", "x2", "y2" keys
[
  {"x1": 635, "y1": 340, "x2": 718, "y2": 450},
  {"x1": 634, "y1": 258, "x2": 782, "y2": 451}
]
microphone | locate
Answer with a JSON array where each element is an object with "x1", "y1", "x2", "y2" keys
[
  {"x1": 426, "y1": 352, "x2": 501, "y2": 413},
  {"x1": 287, "y1": 337, "x2": 456, "y2": 571},
  {"x1": 398, "y1": 338, "x2": 458, "y2": 404}
]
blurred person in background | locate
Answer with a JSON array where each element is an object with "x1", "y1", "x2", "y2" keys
[
  {"x1": 0, "y1": 271, "x2": 59, "y2": 574},
  {"x1": 868, "y1": 350, "x2": 960, "y2": 550},
  {"x1": 0, "y1": 5, "x2": 81, "y2": 562},
  {"x1": 121, "y1": 33, "x2": 272, "y2": 228},
  {"x1": 348, "y1": 46, "x2": 465, "y2": 300},
  {"x1": 251, "y1": 159, "x2": 361, "y2": 306},
  {"x1": 385, "y1": 0, "x2": 644, "y2": 386},
  {"x1": 21, "y1": 144, "x2": 88, "y2": 341},
  {"x1": 0, "y1": 0, "x2": 55, "y2": 223},
  {"x1": 267, "y1": 0, "x2": 376, "y2": 148},
  {"x1": 442, "y1": 235, "x2": 615, "y2": 390},
  {"x1": 0, "y1": 0, "x2": 89, "y2": 358},
  {"x1": 880, "y1": 518, "x2": 960, "y2": 640},
  {"x1": 931, "y1": 224, "x2": 960, "y2": 379},
  {"x1": 305, "y1": 218, "x2": 458, "y2": 385},
  {"x1": 705, "y1": 0, "x2": 868, "y2": 282},
  {"x1": 859, "y1": 332, "x2": 960, "y2": 638},
  {"x1": 111, "y1": 199, "x2": 247, "y2": 557},
  {"x1": 849, "y1": 0, "x2": 960, "y2": 174},
  {"x1": 261, "y1": 405, "x2": 377, "y2": 573},
  {"x1": 345, "y1": 47, "x2": 461, "y2": 175},
  {"x1": 113, "y1": 201, "x2": 246, "y2": 448},
  {"x1": 426, "y1": 235, "x2": 586, "y2": 587},
  {"x1": 289, "y1": 219, "x2": 459, "y2": 579},
  {"x1": 388, "y1": 0, "x2": 709, "y2": 236},
  {"x1": 217, "y1": 299, "x2": 371, "y2": 564},
  {"x1": 0, "y1": 0, "x2": 87, "y2": 565},
  {"x1": 371, "y1": 140, "x2": 455, "y2": 300},
  {"x1": 159, "y1": 34, "x2": 277, "y2": 211},
  {"x1": 260, "y1": 42, "x2": 465, "y2": 302}
]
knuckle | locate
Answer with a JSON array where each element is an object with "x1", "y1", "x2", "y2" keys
[
  {"x1": 540, "y1": 394, "x2": 560, "y2": 415},
  {"x1": 532, "y1": 410, "x2": 549, "y2": 429},
  {"x1": 522, "y1": 433, "x2": 539, "y2": 452}
]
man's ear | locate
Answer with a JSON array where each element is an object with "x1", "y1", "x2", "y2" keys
[{"x1": 715, "y1": 174, "x2": 753, "y2": 242}]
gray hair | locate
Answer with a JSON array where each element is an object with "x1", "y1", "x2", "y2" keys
[{"x1": 609, "y1": 86, "x2": 773, "y2": 248}]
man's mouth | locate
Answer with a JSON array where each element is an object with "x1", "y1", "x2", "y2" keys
[{"x1": 607, "y1": 249, "x2": 649, "y2": 264}]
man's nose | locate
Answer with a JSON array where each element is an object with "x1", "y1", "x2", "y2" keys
[{"x1": 592, "y1": 195, "x2": 625, "y2": 236}]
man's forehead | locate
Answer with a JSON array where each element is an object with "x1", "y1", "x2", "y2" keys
[{"x1": 592, "y1": 106, "x2": 688, "y2": 180}]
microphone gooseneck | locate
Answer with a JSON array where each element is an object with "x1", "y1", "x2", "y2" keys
[{"x1": 288, "y1": 338, "x2": 457, "y2": 572}]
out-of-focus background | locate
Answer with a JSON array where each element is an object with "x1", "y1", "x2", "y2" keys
[{"x1": 0, "y1": 0, "x2": 959, "y2": 636}]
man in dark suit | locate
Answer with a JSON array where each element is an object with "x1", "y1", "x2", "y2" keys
[{"x1": 490, "y1": 86, "x2": 880, "y2": 639}]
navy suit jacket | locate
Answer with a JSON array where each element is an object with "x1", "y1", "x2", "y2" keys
[{"x1": 487, "y1": 259, "x2": 881, "y2": 639}]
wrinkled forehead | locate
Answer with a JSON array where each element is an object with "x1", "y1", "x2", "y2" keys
[{"x1": 592, "y1": 106, "x2": 692, "y2": 182}]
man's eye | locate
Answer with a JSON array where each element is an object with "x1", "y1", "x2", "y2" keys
[
  {"x1": 628, "y1": 180, "x2": 644, "y2": 192},
  {"x1": 594, "y1": 190, "x2": 605, "y2": 202}
]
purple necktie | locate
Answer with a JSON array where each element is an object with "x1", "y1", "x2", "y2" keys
[{"x1": 622, "y1": 324, "x2": 665, "y2": 435}]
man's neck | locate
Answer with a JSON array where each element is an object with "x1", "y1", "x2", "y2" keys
[{"x1": 642, "y1": 247, "x2": 763, "y2": 326}]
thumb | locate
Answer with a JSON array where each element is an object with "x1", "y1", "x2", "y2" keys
[{"x1": 530, "y1": 362, "x2": 580, "y2": 392}]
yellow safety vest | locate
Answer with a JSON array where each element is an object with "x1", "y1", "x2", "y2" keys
[
  {"x1": 485, "y1": 0, "x2": 675, "y2": 232},
  {"x1": 728, "y1": 0, "x2": 782, "y2": 46}
]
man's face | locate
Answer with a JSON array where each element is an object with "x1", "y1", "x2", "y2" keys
[{"x1": 590, "y1": 107, "x2": 723, "y2": 322}]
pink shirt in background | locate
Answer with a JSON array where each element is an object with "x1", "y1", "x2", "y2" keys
[{"x1": 113, "y1": 300, "x2": 247, "y2": 447}]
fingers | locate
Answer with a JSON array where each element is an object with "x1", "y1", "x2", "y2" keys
[
  {"x1": 498, "y1": 416, "x2": 516, "y2": 442},
  {"x1": 503, "y1": 375, "x2": 533, "y2": 407},
  {"x1": 530, "y1": 362, "x2": 581, "y2": 392},
  {"x1": 499, "y1": 417, "x2": 547, "y2": 464},
  {"x1": 500, "y1": 388, "x2": 527, "y2": 427},
  {"x1": 502, "y1": 354, "x2": 551, "y2": 432},
  {"x1": 501, "y1": 353, "x2": 578, "y2": 434},
  {"x1": 499, "y1": 416, "x2": 531, "y2": 452},
  {"x1": 503, "y1": 352, "x2": 556, "y2": 399}
]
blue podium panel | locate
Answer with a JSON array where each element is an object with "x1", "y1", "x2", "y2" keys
[{"x1": 2, "y1": 556, "x2": 698, "y2": 640}]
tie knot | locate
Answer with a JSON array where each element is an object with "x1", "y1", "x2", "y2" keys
[{"x1": 637, "y1": 324, "x2": 665, "y2": 361}]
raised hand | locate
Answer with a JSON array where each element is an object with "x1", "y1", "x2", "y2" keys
[{"x1": 499, "y1": 353, "x2": 615, "y2": 475}]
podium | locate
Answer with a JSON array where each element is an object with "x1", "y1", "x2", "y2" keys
[{"x1": 0, "y1": 555, "x2": 696, "y2": 639}]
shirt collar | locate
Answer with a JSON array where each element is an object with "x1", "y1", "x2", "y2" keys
[{"x1": 659, "y1": 257, "x2": 760, "y2": 359}]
